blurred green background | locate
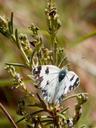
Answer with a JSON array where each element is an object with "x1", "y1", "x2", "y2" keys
[{"x1": 0, "y1": 0, "x2": 96, "y2": 127}]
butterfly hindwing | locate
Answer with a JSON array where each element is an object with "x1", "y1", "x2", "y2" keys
[{"x1": 54, "y1": 71, "x2": 80, "y2": 104}]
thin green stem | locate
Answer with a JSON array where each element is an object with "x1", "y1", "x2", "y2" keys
[
  {"x1": 69, "y1": 31, "x2": 96, "y2": 47},
  {"x1": 15, "y1": 29, "x2": 30, "y2": 66},
  {"x1": 0, "y1": 102, "x2": 19, "y2": 128},
  {"x1": 63, "y1": 93, "x2": 88, "y2": 102},
  {"x1": 5, "y1": 63, "x2": 28, "y2": 68},
  {"x1": 16, "y1": 109, "x2": 44, "y2": 124},
  {"x1": 19, "y1": 39, "x2": 29, "y2": 65}
]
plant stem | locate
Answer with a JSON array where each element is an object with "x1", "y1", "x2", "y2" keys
[
  {"x1": 5, "y1": 63, "x2": 28, "y2": 68},
  {"x1": 0, "y1": 102, "x2": 19, "y2": 128},
  {"x1": 63, "y1": 93, "x2": 88, "y2": 102}
]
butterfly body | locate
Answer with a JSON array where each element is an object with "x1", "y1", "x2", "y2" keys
[{"x1": 33, "y1": 65, "x2": 80, "y2": 104}]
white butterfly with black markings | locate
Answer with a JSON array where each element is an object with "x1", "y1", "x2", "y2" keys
[{"x1": 32, "y1": 65, "x2": 80, "y2": 104}]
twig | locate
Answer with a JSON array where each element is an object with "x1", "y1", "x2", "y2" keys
[
  {"x1": 0, "y1": 102, "x2": 19, "y2": 128},
  {"x1": 5, "y1": 62, "x2": 28, "y2": 68}
]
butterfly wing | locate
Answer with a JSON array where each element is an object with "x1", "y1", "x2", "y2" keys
[
  {"x1": 54, "y1": 71, "x2": 80, "y2": 104},
  {"x1": 33, "y1": 65, "x2": 60, "y2": 103}
]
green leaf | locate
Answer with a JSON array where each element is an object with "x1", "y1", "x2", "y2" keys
[
  {"x1": 8, "y1": 12, "x2": 13, "y2": 35},
  {"x1": 5, "y1": 63, "x2": 28, "y2": 68},
  {"x1": 69, "y1": 31, "x2": 96, "y2": 47}
]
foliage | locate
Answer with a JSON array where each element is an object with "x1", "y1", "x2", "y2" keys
[{"x1": 0, "y1": 0, "x2": 88, "y2": 128}]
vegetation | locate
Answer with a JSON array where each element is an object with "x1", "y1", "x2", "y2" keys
[{"x1": 0, "y1": 0, "x2": 96, "y2": 128}]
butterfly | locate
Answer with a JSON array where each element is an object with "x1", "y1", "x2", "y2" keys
[{"x1": 32, "y1": 65, "x2": 80, "y2": 104}]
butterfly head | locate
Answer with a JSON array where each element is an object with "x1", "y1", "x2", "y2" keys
[{"x1": 33, "y1": 66, "x2": 42, "y2": 75}]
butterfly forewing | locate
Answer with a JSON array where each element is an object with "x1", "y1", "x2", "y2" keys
[{"x1": 33, "y1": 65, "x2": 60, "y2": 103}]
